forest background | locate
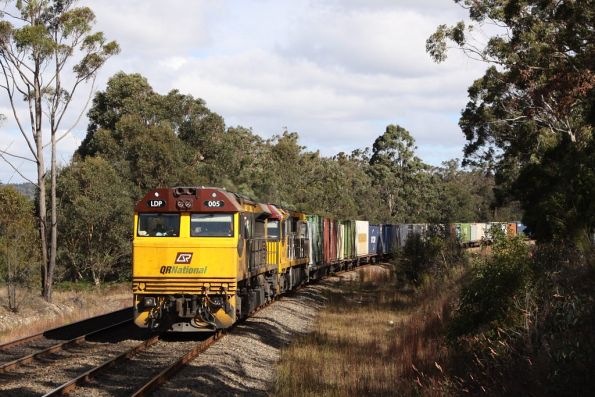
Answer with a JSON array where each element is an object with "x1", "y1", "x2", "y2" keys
[{"x1": 2, "y1": 68, "x2": 517, "y2": 291}]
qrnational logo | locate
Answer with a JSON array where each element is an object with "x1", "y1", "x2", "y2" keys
[
  {"x1": 175, "y1": 252, "x2": 193, "y2": 264},
  {"x1": 160, "y1": 265, "x2": 207, "y2": 275}
]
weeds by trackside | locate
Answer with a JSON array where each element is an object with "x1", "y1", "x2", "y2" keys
[{"x1": 272, "y1": 263, "x2": 467, "y2": 397}]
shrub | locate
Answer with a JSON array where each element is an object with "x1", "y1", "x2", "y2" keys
[
  {"x1": 449, "y1": 233, "x2": 531, "y2": 338},
  {"x1": 400, "y1": 227, "x2": 463, "y2": 285}
]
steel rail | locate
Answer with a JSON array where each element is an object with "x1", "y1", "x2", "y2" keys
[
  {"x1": 0, "y1": 319, "x2": 131, "y2": 373},
  {"x1": 42, "y1": 334, "x2": 161, "y2": 396},
  {"x1": 0, "y1": 306, "x2": 132, "y2": 351},
  {"x1": 127, "y1": 264, "x2": 375, "y2": 396},
  {"x1": 130, "y1": 333, "x2": 221, "y2": 397}
]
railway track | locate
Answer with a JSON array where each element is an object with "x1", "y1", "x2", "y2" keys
[
  {"x1": 1, "y1": 266, "x2": 372, "y2": 396},
  {"x1": 0, "y1": 319, "x2": 130, "y2": 374},
  {"x1": 0, "y1": 307, "x2": 132, "y2": 352},
  {"x1": 0, "y1": 307, "x2": 140, "y2": 396}
]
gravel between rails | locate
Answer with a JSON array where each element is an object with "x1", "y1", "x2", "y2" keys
[
  {"x1": 68, "y1": 337, "x2": 208, "y2": 397},
  {"x1": 150, "y1": 274, "x2": 359, "y2": 397},
  {"x1": 0, "y1": 324, "x2": 146, "y2": 397},
  {"x1": 0, "y1": 338, "x2": 64, "y2": 364}
]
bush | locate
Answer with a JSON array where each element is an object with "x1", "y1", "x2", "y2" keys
[
  {"x1": 449, "y1": 233, "x2": 531, "y2": 338},
  {"x1": 400, "y1": 227, "x2": 463, "y2": 285}
]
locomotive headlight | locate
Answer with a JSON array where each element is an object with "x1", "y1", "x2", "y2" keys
[
  {"x1": 184, "y1": 200, "x2": 192, "y2": 208},
  {"x1": 142, "y1": 296, "x2": 157, "y2": 308},
  {"x1": 177, "y1": 200, "x2": 185, "y2": 209}
]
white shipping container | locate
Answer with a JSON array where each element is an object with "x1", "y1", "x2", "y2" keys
[
  {"x1": 470, "y1": 223, "x2": 487, "y2": 243},
  {"x1": 355, "y1": 220, "x2": 369, "y2": 256},
  {"x1": 337, "y1": 224, "x2": 345, "y2": 260}
]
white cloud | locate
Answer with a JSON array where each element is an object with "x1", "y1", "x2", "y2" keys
[{"x1": 0, "y1": 0, "x2": 488, "y2": 183}]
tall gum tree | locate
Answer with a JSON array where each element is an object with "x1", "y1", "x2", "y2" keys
[
  {"x1": 0, "y1": 0, "x2": 119, "y2": 300},
  {"x1": 427, "y1": 0, "x2": 594, "y2": 243}
]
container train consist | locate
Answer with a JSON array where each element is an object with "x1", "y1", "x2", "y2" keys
[{"x1": 132, "y1": 186, "x2": 523, "y2": 332}]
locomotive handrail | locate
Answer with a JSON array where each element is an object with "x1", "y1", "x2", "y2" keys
[{"x1": 247, "y1": 237, "x2": 279, "y2": 270}]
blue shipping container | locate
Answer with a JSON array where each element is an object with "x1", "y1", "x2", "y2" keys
[{"x1": 369, "y1": 225, "x2": 380, "y2": 255}]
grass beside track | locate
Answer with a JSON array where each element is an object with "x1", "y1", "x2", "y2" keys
[
  {"x1": 0, "y1": 282, "x2": 130, "y2": 344},
  {"x1": 272, "y1": 263, "x2": 467, "y2": 397}
]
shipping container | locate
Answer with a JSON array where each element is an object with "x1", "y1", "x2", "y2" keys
[
  {"x1": 369, "y1": 225, "x2": 380, "y2": 255},
  {"x1": 355, "y1": 221, "x2": 369, "y2": 257},
  {"x1": 381, "y1": 224, "x2": 391, "y2": 253},
  {"x1": 342, "y1": 220, "x2": 356, "y2": 259},
  {"x1": 337, "y1": 223, "x2": 345, "y2": 260},
  {"x1": 470, "y1": 223, "x2": 487, "y2": 243},
  {"x1": 507, "y1": 223, "x2": 517, "y2": 236},
  {"x1": 306, "y1": 215, "x2": 323, "y2": 265},
  {"x1": 517, "y1": 223, "x2": 527, "y2": 236},
  {"x1": 457, "y1": 223, "x2": 472, "y2": 244},
  {"x1": 383, "y1": 224, "x2": 399, "y2": 253},
  {"x1": 448, "y1": 223, "x2": 457, "y2": 240},
  {"x1": 323, "y1": 218, "x2": 338, "y2": 263}
]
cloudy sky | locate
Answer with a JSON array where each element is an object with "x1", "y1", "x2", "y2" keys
[{"x1": 0, "y1": 0, "x2": 489, "y2": 183}]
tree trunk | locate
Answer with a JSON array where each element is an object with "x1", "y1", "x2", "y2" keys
[
  {"x1": 34, "y1": 68, "x2": 49, "y2": 301},
  {"x1": 47, "y1": 125, "x2": 58, "y2": 302}
]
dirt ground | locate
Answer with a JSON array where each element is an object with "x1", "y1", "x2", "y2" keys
[{"x1": 0, "y1": 283, "x2": 131, "y2": 344}]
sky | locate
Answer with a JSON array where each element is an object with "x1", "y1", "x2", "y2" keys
[{"x1": 0, "y1": 0, "x2": 491, "y2": 184}]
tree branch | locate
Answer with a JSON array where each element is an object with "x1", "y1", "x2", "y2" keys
[
  {"x1": 0, "y1": 146, "x2": 36, "y2": 163},
  {"x1": 0, "y1": 61, "x2": 39, "y2": 161},
  {"x1": 0, "y1": 151, "x2": 38, "y2": 186}
]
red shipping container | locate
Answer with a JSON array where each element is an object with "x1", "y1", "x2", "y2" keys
[{"x1": 323, "y1": 218, "x2": 338, "y2": 264}]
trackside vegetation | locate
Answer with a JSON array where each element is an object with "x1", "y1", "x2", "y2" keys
[{"x1": 273, "y1": 233, "x2": 594, "y2": 396}]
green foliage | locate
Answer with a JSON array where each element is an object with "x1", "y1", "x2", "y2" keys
[
  {"x1": 427, "y1": 0, "x2": 594, "y2": 245},
  {"x1": 514, "y1": 136, "x2": 595, "y2": 242},
  {"x1": 59, "y1": 71, "x2": 520, "y2": 287},
  {"x1": 0, "y1": 186, "x2": 39, "y2": 311},
  {"x1": 400, "y1": 227, "x2": 463, "y2": 285},
  {"x1": 449, "y1": 233, "x2": 531, "y2": 338},
  {"x1": 447, "y1": 241, "x2": 594, "y2": 396},
  {"x1": 56, "y1": 157, "x2": 132, "y2": 285}
]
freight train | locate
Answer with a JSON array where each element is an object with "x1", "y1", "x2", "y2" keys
[{"x1": 132, "y1": 186, "x2": 522, "y2": 332}]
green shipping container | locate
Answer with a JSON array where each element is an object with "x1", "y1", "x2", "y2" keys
[
  {"x1": 458, "y1": 223, "x2": 471, "y2": 243},
  {"x1": 342, "y1": 220, "x2": 356, "y2": 259}
]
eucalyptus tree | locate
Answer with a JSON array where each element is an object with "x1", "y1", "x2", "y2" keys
[
  {"x1": 369, "y1": 124, "x2": 428, "y2": 222},
  {"x1": 427, "y1": 0, "x2": 594, "y2": 242},
  {"x1": 57, "y1": 157, "x2": 131, "y2": 285},
  {"x1": 0, "y1": 1, "x2": 118, "y2": 300}
]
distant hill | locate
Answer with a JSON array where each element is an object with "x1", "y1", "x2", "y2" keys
[{"x1": 0, "y1": 182, "x2": 36, "y2": 200}]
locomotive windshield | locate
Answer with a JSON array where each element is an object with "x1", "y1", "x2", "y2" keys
[
  {"x1": 191, "y1": 213, "x2": 234, "y2": 237},
  {"x1": 267, "y1": 220, "x2": 280, "y2": 239},
  {"x1": 137, "y1": 213, "x2": 180, "y2": 237}
]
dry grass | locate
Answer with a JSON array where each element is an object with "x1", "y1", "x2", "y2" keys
[
  {"x1": 272, "y1": 264, "x2": 467, "y2": 397},
  {"x1": 0, "y1": 283, "x2": 131, "y2": 344}
]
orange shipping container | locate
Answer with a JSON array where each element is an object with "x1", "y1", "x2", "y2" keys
[{"x1": 507, "y1": 223, "x2": 517, "y2": 236}]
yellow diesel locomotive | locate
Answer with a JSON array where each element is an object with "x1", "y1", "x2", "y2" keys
[{"x1": 132, "y1": 186, "x2": 309, "y2": 332}]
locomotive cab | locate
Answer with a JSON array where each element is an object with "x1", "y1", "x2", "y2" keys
[{"x1": 133, "y1": 187, "x2": 245, "y2": 332}]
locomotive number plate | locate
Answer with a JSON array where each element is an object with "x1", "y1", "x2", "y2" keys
[{"x1": 204, "y1": 200, "x2": 225, "y2": 208}]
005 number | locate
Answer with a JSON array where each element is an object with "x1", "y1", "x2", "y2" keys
[{"x1": 204, "y1": 200, "x2": 224, "y2": 208}]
